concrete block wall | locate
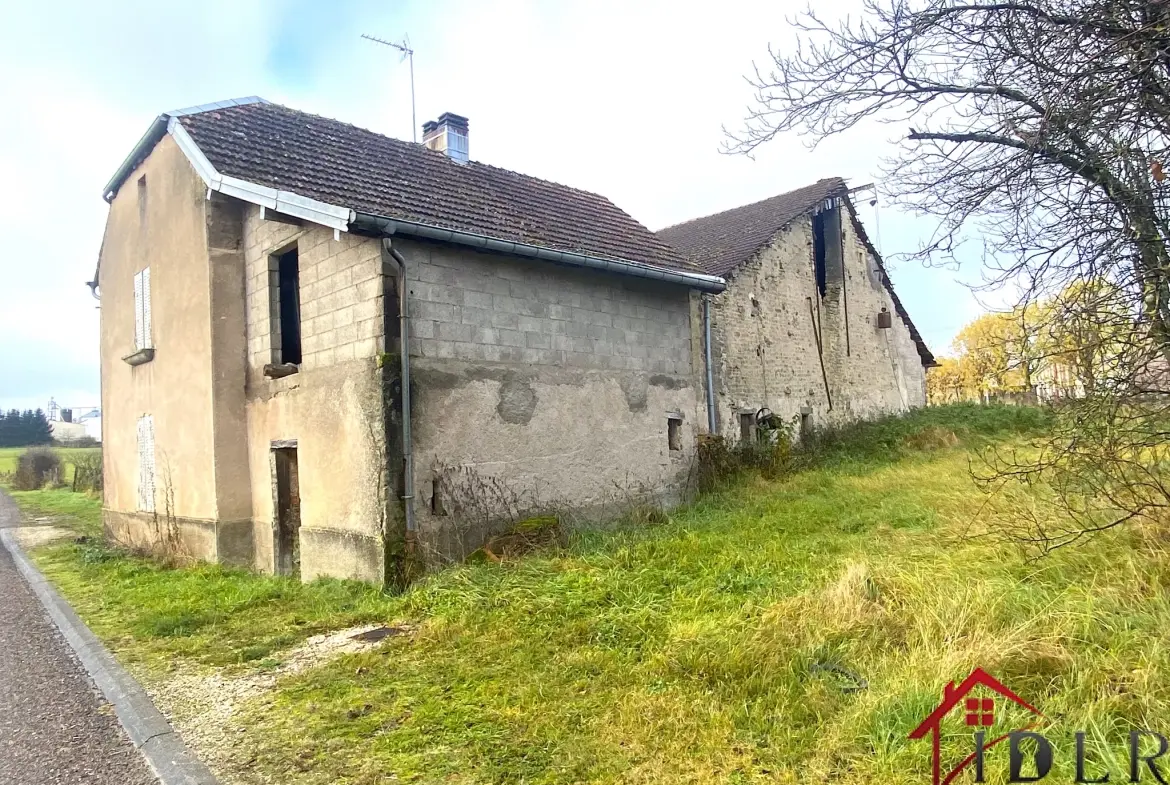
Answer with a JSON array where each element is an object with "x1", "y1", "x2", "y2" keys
[
  {"x1": 397, "y1": 238, "x2": 703, "y2": 562},
  {"x1": 240, "y1": 210, "x2": 390, "y2": 582},
  {"x1": 243, "y1": 214, "x2": 384, "y2": 382},
  {"x1": 707, "y1": 209, "x2": 928, "y2": 439},
  {"x1": 406, "y1": 241, "x2": 693, "y2": 375}
]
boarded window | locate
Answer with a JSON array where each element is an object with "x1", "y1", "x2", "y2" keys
[
  {"x1": 133, "y1": 267, "x2": 152, "y2": 350},
  {"x1": 137, "y1": 414, "x2": 156, "y2": 512},
  {"x1": 740, "y1": 412, "x2": 756, "y2": 443},
  {"x1": 273, "y1": 446, "x2": 301, "y2": 576},
  {"x1": 275, "y1": 247, "x2": 302, "y2": 364}
]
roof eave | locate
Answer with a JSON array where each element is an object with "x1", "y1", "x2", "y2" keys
[
  {"x1": 102, "y1": 115, "x2": 169, "y2": 203},
  {"x1": 353, "y1": 212, "x2": 727, "y2": 293}
]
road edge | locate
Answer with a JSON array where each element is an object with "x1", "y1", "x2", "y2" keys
[{"x1": 0, "y1": 526, "x2": 219, "y2": 785}]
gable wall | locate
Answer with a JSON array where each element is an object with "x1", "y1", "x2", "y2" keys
[
  {"x1": 706, "y1": 209, "x2": 927, "y2": 438},
  {"x1": 99, "y1": 134, "x2": 249, "y2": 560}
]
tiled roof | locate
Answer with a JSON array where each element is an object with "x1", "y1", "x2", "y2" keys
[
  {"x1": 656, "y1": 178, "x2": 846, "y2": 276},
  {"x1": 177, "y1": 102, "x2": 696, "y2": 274},
  {"x1": 656, "y1": 178, "x2": 936, "y2": 366}
]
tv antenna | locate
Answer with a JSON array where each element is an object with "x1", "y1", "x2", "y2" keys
[{"x1": 362, "y1": 33, "x2": 417, "y2": 142}]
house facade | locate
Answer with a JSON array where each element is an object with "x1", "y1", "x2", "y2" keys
[
  {"x1": 95, "y1": 99, "x2": 722, "y2": 583},
  {"x1": 658, "y1": 179, "x2": 935, "y2": 439}
]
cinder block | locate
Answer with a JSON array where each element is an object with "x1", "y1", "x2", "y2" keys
[
  {"x1": 353, "y1": 337, "x2": 379, "y2": 358},
  {"x1": 411, "y1": 319, "x2": 436, "y2": 340},
  {"x1": 516, "y1": 316, "x2": 544, "y2": 334},
  {"x1": 460, "y1": 306, "x2": 494, "y2": 327},
  {"x1": 497, "y1": 328, "x2": 526, "y2": 348},
  {"x1": 334, "y1": 322, "x2": 358, "y2": 346},
  {"x1": 357, "y1": 318, "x2": 380, "y2": 340},
  {"x1": 490, "y1": 310, "x2": 520, "y2": 329},
  {"x1": 493, "y1": 294, "x2": 524, "y2": 314},
  {"x1": 436, "y1": 322, "x2": 473, "y2": 343},
  {"x1": 414, "y1": 301, "x2": 456, "y2": 323},
  {"x1": 352, "y1": 298, "x2": 378, "y2": 323},
  {"x1": 334, "y1": 341, "x2": 356, "y2": 362},
  {"x1": 453, "y1": 342, "x2": 484, "y2": 362},
  {"x1": 464, "y1": 290, "x2": 494, "y2": 309}
]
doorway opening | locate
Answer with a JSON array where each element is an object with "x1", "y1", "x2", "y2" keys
[{"x1": 273, "y1": 446, "x2": 301, "y2": 577}]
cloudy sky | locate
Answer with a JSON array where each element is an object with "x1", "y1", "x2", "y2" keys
[{"x1": 0, "y1": 0, "x2": 992, "y2": 414}]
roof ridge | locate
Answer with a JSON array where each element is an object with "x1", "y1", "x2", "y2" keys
[
  {"x1": 165, "y1": 96, "x2": 269, "y2": 118},
  {"x1": 657, "y1": 177, "x2": 847, "y2": 233}
]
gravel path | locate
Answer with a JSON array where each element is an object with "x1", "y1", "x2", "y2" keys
[{"x1": 0, "y1": 492, "x2": 156, "y2": 785}]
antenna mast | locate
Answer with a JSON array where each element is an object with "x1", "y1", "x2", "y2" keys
[{"x1": 361, "y1": 33, "x2": 417, "y2": 142}]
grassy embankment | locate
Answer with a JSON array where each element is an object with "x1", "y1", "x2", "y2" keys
[{"x1": 26, "y1": 405, "x2": 1170, "y2": 784}]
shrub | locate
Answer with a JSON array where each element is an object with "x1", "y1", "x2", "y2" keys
[
  {"x1": 58, "y1": 435, "x2": 99, "y2": 448},
  {"x1": 72, "y1": 451, "x2": 103, "y2": 492},
  {"x1": 11, "y1": 447, "x2": 63, "y2": 491},
  {"x1": 695, "y1": 403, "x2": 1047, "y2": 494},
  {"x1": 696, "y1": 426, "x2": 794, "y2": 492}
]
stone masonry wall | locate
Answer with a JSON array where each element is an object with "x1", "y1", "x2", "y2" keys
[{"x1": 706, "y1": 207, "x2": 928, "y2": 439}]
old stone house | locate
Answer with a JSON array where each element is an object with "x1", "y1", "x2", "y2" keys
[
  {"x1": 95, "y1": 99, "x2": 935, "y2": 585},
  {"x1": 657, "y1": 178, "x2": 936, "y2": 439},
  {"x1": 94, "y1": 97, "x2": 725, "y2": 584}
]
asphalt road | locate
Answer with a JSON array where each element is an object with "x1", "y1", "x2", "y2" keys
[{"x1": 0, "y1": 492, "x2": 155, "y2": 784}]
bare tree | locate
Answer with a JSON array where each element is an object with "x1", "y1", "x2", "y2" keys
[{"x1": 729, "y1": 0, "x2": 1170, "y2": 551}]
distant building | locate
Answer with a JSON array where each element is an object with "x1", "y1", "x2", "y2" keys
[{"x1": 48, "y1": 405, "x2": 101, "y2": 443}]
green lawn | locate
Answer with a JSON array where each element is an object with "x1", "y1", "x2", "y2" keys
[{"x1": 30, "y1": 405, "x2": 1168, "y2": 785}]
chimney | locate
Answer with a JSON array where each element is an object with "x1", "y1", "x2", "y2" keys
[{"x1": 422, "y1": 112, "x2": 469, "y2": 164}]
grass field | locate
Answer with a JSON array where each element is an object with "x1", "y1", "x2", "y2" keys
[
  {"x1": 0, "y1": 446, "x2": 102, "y2": 536},
  {"x1": 29, "y1": 405, "x2": 1170, "y2": 785},
  {"x1": 0, "y1": 445, "x2": 100, "y2": 482}
]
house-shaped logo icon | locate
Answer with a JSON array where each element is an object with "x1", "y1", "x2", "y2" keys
[{"x1": 909, "y1": 668, "x2": 1044, "y2": 785}]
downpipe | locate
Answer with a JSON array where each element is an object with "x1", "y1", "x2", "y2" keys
[
  {"x1": 381, "y1": 239, "x2": 416, "y2": 538},
  {"x1": 703, "y1": 294, "x2": 717, "y2": 433}
]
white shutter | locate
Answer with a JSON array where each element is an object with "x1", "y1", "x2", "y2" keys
[
  {"x1": 141, "y1": 267, "x2": 152, "y2": 349},
  {"x1": 133, "y1": 270, "x2": 145, "y2": 350},
  {"x1": 137, "y1": 414, "x2": 156, "y2": 512}
]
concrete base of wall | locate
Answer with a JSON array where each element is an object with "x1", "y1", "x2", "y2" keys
[
  {"x1": 103, "y1": 510, "x2": 255, "y2": 566},
  {"x1": 417, "y1": 484, "x2": 689, "y2": 566},
  {"x1": 298, "y1": 527, "x2": 385, "y2": 584}
]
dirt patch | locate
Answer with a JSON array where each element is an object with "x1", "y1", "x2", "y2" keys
[
  {"x1": 147, "y1": 623, "x2": 412, "y2": 783},
  {"x1": 13, "y1": 523, "x2": 74, "y2": 549}
]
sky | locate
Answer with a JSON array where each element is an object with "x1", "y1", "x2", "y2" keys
[{"x1": 0, "y1": 0, "x2": 995, "y2": 414}]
